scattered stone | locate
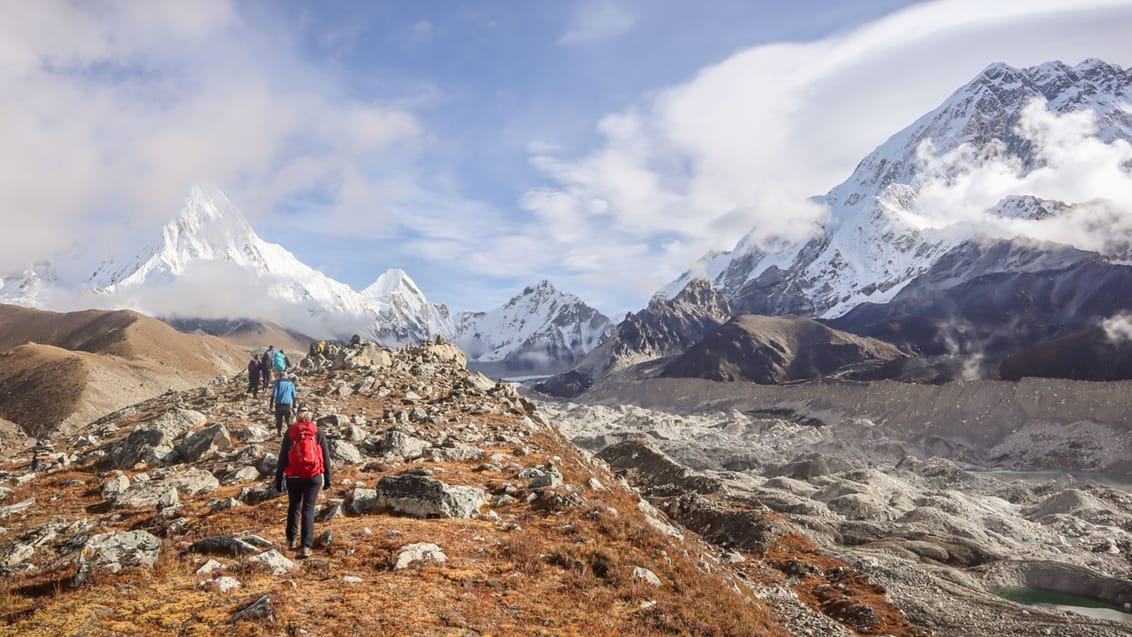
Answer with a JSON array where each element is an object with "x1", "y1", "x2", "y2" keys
[
  {"x1": 632, "y1": 566, "x2": 662, "y2": 587},
  {"x1": 330, "y1": 440, "x2": 364, "y2": 465},
  {"x1": 3, "y1": 543, "x2": 33, "y2": 567},
  {"x1": 519, "y1": 463, "x2": 564, "y2": 489},
  {"x1": 0, "y1": 498, "x2": 36, "y2": 519},
  {"x1": 229, "y1": 593, "x2": 274, "y2": 624},
  {"x1": 343, "y1": 575, "x2": 363, "y2": 583},
  {"x1": 189, "y1": 536, "x2": 260, "y2": 557},
  {"x1": 200, "y1": 576, "x2": 242, "y2": 593},
  {"x1": 175, "y1": 424, "x2": 233, "y2": 463},
  {"x1": 110, "y1": 408, "x2": 207, "y2": 467},
  {"x1": 100, "y1": 472, "x2": 130, "y2": 498},
  {"x1": 394, "y1": 542, "x2": 447, "y2": 570},
  {"x1": 196, "y1": 559, "x2": 226, "y2": 575},
  {"x1": 248, "y1": 549, "x2": 295, "y2": 575},
  {"x1": 75, "y1": 530, "x2": 161, "y2": 585}
]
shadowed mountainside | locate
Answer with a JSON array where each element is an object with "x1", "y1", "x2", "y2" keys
[{"x1": 662, "y1": 314, "x2": 907, "y2": 383}]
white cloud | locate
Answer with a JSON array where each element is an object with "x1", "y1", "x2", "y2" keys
[
  {"x1": 559, "y1": 0, "x2": 637, "y2": 45},
  {"x1": 0, "y1": 1, "x2": 423, "y2": 273},
  {"x1": 1103, "y1": 312, "x2": 1132, "y2": 343},
  {"x1": 516, "y1": 0, "x2": 1132, "y2": 308},
  {"x1": 901, "y1": 100, "x2": 1132, "y2": 255}
]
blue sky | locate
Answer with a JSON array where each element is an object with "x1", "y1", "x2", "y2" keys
[{"x1": 2, "y1": 1, "x2": 1132, "y2": 317}]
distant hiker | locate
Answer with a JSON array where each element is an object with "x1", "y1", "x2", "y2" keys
[
  {"x1": 270, "y1": 371, "x2": 297, "y2": 435},
  {"x1": 273, "y1": 348, "x2": 289, "y2": 373},
  {"x1": 274, "y1": 404, "x2": 331, "y2": 558},
  {"x1": 260, "y1": 347, "x2": 274, "y2": 391},
  {"x1": 246, "y1": 355, "x2": 261, "y2": 397}
]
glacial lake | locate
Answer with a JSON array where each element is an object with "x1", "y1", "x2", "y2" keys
[{"x1": 995, "y1": 587, "x2": 1132, "y2": 623}]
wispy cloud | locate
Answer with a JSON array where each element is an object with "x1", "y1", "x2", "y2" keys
[{"x1": 559, "y1": 0, "x2": 637, "y2": 45}]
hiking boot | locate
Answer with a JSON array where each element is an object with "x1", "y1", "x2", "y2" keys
[
  {"x1": 300, "y1": 546, "x2": 312, "y2": 558},
  {"x1": 287, "y1": 539, "x2": 297, "y2": 551}
]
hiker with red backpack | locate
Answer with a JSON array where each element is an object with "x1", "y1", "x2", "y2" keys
[{"x1": 274, "y1": 404, "x2": 332, "y2": 558}]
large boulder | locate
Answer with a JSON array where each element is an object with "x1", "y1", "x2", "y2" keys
[
  {"x1": 374, "y1": 472, "x2": 486, "y2": 519},
  {"x1": 329, "y1": 440, "x2": 363, "y2": 465},
  {"x1": 75, "y1": 530, "x2": 161, "y2": 585},
  {"x1": 175, "y1": 424, "x2": 232, "y2": 463},
  {"x1": 110, "y1": 408, "x2": 207, "y2": 467},
  {"x1": 380, "y1": 430, "x2": 430, "y2": 462},
  {"x1": 335, "y1": 343, "x2": 393, "y2": 370},
  {"x1": 419, "y1": 342, "x2": 467, "y2": 369},
  {"x1": 113, "y1": 468, "x2": 220, "y2": 509}
]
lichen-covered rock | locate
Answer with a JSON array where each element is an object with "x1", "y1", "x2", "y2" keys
[
  {"x1": 110, "y1": 408, "x2": 207, "y2": 467},
  {"x1": 75, "y1": 530, "x2": 160, "y2": 585},
  {"x1": 374, "y1": 472, "x2": 486, "y2": 519},
  {"x1": 379, "y1": 429, "x2": 430, "y2": 462},
  {"x1": 175, "y1": 424, "x2": 232, "y2": 463},
  {"x1": 330, "y1": 440, "x2": 363, "y2": 465},
  {"x1": 113, "y1": 468, "x2": 219, "y2": 508},
  {"x1": 394, "y1": 542, "x2": 447, "y2": 570}
]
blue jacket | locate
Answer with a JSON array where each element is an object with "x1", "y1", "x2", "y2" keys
[{"x1": 272, "y1": 378, "x2": 296, "y2": 406}]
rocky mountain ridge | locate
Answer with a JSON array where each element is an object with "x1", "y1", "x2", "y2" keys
[{"x1": 0, "y1": 337, "x2": 928, "y2": 636}]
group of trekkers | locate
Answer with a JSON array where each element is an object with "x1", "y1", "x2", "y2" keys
[{"x1": 245, "y1": 343, "x2": 332, "y2": 558}]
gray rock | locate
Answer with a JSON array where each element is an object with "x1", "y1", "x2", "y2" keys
[
  {"x1": 349, "y1": 488, "x2": 379, "y2": 514},
  {"x1": 75, "y1": 530, "x2": 161, "y2": 585},
  {"x1": 199, "y1": 576, "x2": 242, "y2": 593},
  {"x1": 230, "y1": 593, "x2": 273, "y2": 624},
  {"x1": 463, "y1": 372, "x2": 496, "y2": 392},
  {"x1": 335, "y1": 343, "x2": 392, "y2": 370},
  {"x1": 195, "y1": 559, "x2": 226, "y2": 574},
  {"x1": 176, "y1": 424, "x2": 232, "y2": 463},
  {"x1": 330, "y1": 440, "x2": 363, "y2": 465},
  {"x1": 380, "y1": 430, "x2": 430, "y2": 462},
  {"x1": 374, "y1": 473, "x2": 487, "y2": 519},
  {"x1": 428, "y1": 443, "x2": 485, "y2": 463},
  {"x1": 100, "y1": 472, "x2": 130, "y2": 499},
  {"x1": 111, "y1": 408, "x2": 207, "y2": 467},
  {"x1": 519, "y1": 463, "x2": 564, "y2": 489},
  {"x1": 189, "y1": 536, "x2": 260, "y2": 557},
  {"x1": 248, "y1": 549, "x2": 294, "y2": 575},
  {"x1": 632, "y1": 566, "x2": 662, "y2": 587},
  {"x1": 113, "y1": 468, "x2": 219, "y2": 509},
  {"x1": 0, "y1": 497, "x2": 36, "y2": 519},
  {"x1": 393, "y1": 542, "x2": 447, "y2": 570},
  {"x1": 224, "y1": 466, "x2": 262, "y2": 485},
  {"x1": 3, "y1": 543, "x2": 33, "y2": 567}
]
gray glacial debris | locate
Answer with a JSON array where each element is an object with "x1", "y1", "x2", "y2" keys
[
  {"x1": 541, "y1": 392, "x2": 1132, "y2": 637},
  {"x1": 374, "y1": 472, "x2": 487, "y2": 518}
]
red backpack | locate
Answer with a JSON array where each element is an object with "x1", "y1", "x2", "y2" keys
[{"x1": 286, "y1": 421, "x2": 324, "y2": 479}]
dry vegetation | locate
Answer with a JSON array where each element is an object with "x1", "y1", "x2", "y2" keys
[{"x1": 0, "y1": 350, "x2": 806, "y2": 637}]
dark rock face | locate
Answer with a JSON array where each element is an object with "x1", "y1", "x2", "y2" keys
[
  {"x1": 827, "y1": 240, "x2": 1132, "y2": 378},
  {"x1": 662, "y1": 314, "x2": 906, "y2": 384},
  {"x1": 999, "y1": 327, "x2": 1132, "y2": 381},
  {"x1": 536, "y1": 279, "x2": 732, "y2": 397}
]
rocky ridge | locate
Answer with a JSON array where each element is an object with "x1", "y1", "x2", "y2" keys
[{"x1": 0, "y1": 337, "x2": 927, "y2": 636}]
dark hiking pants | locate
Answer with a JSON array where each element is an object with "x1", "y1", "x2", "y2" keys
[
  {"x1": 286, "y1": 474, "x2": 323, "y2": 548},
  {"x1": 274, "y1": 404, "x2": 293, "y2": 434},
  {"x1": 261, "y1": 367, "x2": 271, "y2": 390},
  {"x1": 247, "y1": 374, "x2": 259, "y2": 396}
]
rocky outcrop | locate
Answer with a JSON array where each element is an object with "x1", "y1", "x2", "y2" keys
[
  {"x1": 110, "y1": 408, "x2": 207, "y2": 467},
  {"x1": 536, "y1": 279, "x2": 732, "y2": 397},
  {"x1": 75, "y1": 530, "x2": 161, "y2": 585}
]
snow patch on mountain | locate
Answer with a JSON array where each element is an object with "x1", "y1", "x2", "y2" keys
[{"x1": 454, "y1": 280, "x2": 613, "y2": 372}]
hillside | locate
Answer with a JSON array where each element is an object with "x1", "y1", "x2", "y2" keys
[
  {"x1": 0, "y1": 340, "x2": 926, "y2": 636},
  {"x1": 0, "y1": 305, "x2": 247, "y2": 439},
  {"x1": 165, "y1": 317, "x2": 314, "y2": 355},
  {"x1": 662, "y1": 314, "x2": 907, "y2": 384}
]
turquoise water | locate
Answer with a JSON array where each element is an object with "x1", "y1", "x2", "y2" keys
[{"x1": 995, "y1": 587, "x2": 1132, "y2": 622}]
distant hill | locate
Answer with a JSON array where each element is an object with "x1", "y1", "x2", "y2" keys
[
  {"x1": 662, "y1": 314, "x2": 906, "y2": 384},
  {"x1": 165, "y1": 317, "x2": 313, "y2": 355},
  {"x1": 0, "y1": 304, "x2": 246, "y2": 439}
]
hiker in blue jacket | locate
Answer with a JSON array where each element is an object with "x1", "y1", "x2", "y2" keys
[{"x1": 270, "y1": 371, "x2": 297, "y2": 435}]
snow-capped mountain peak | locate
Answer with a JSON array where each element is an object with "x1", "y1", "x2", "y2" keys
[
  {"x1": 660, "y1": 58, "x2": 1132, "y2": 319},
  {"x1": 454, "y1": 280, "x2": 613, "y2": 373}
]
